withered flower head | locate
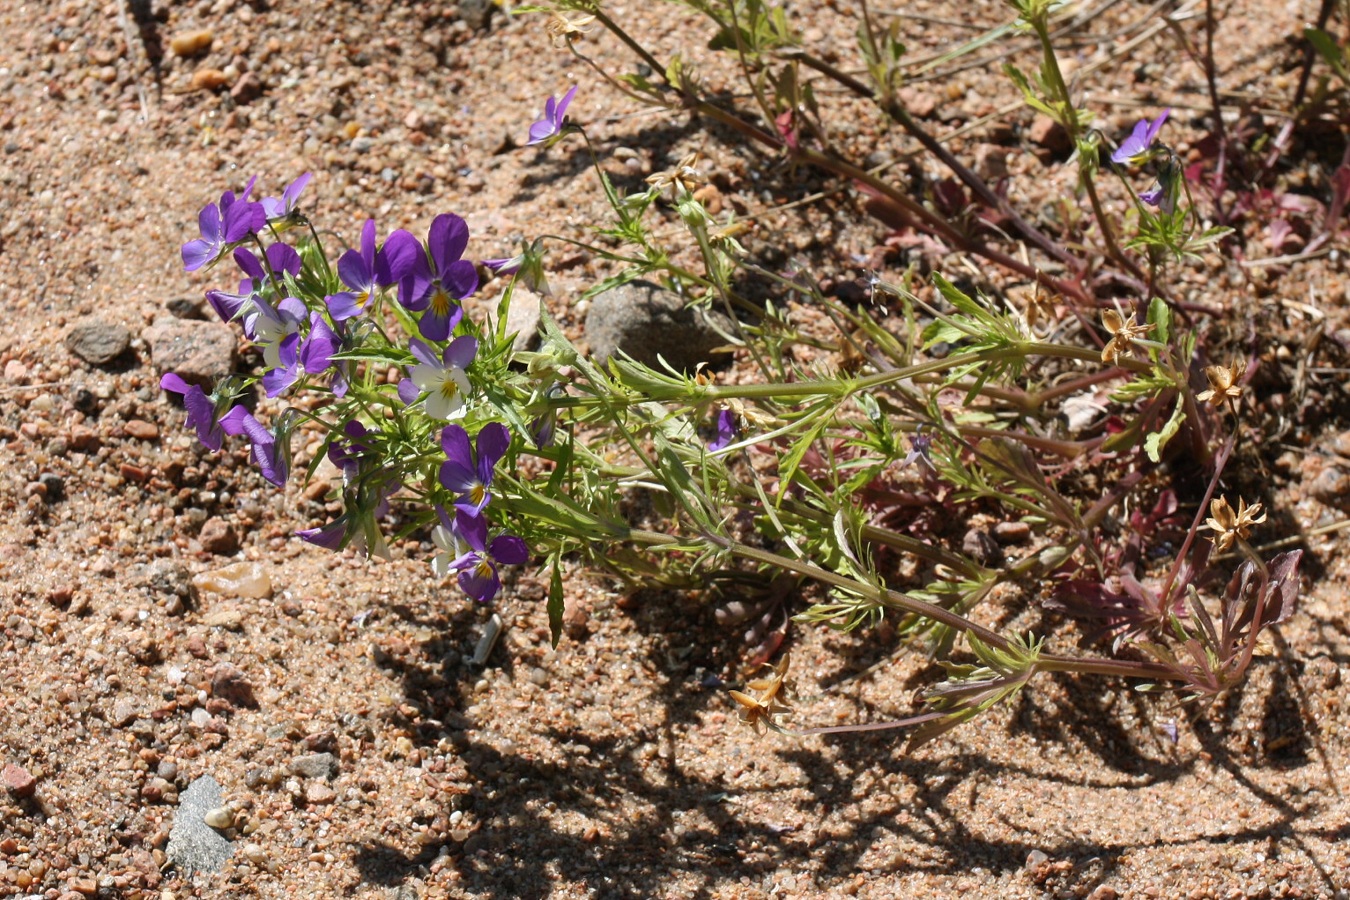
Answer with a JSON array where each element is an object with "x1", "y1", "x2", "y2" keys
[
  {"x1": 1203, "y1": 495, "x2": 1266, "y2": 553},
  {"x1": 1026, "y1": 285, "x2": 1058, "y2": 332},
  {"x1": 1196, "y1": 359, "x2": 1245, "y2": 408},
  {"x1": 546, "y1": 12, "x2": 597, "y2": 47},
  {"x1": 729, "y1": 652, "x2": 793, "y2": 734},
  {"x1": 646, "y1": 153, "x2": 702, "y2": 198},
  {"x1": 1100, "y1": 306, "x2": 1152, "y2": 364}
]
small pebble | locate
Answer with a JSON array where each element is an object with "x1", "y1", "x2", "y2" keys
[
  {"x1": 288, "y1": 752, "x2": 338, "y2": 780},
  {"x1": 193, "y1": 562, "x2": 272, "y2": 599},
  {"x1": 190, "y1": 68, "x2": 231, "y2": 91},
  {"x1": 2, "y1": 763, "x2": 36, "y2": 797},
  {"x1": 994, "y1": 521, "x2": 1031, "y2": 544},
  {"x1": 171, "y1": 29, "x2": 214, "y2": 56},
  {"x1": 124, "y1": 419, "x2": 160, "y2": 441},
  {"x1": 203, "y1": 806, "x2": 235, "y2": 829}
]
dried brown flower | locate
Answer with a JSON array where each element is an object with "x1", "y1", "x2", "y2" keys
[
  {"x1": 1196, "y1": 360, "x2": 1245, "y2": 408},
  {"x1": 729, "y1": 653, "x2": 793, "y2": 734},
  {"x1": 646, "y1": 153, "x2": 702, "y2": 197},
  {"x1": 546, "y1": 13, "x2": 597, "y2": 47},
  {"x1": 1020, "y1": 283, "x2": 1059, "y2": 333},
  {"x1": 1203, "y1": 495, "x2": 1266, "y2": 554},
  {"x1": 1100, "y1": 307, "x2": 1152, "y2": 364}
]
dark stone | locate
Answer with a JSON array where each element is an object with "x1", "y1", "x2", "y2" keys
[
  {"x1": 65, "y1": 318, "x2": 132, "y2": 366},
  {"x1": 209, "y1": 663, "x2": 257, "y2": 709},
  {"x1": 458, "y1": 0, "x2": 495, "y2": 30},
  {"x1": 166, "y1": 298, "x2": 207, "y2": 320},
  {"x1": 198, "y1": 517, "x2": 239, "y2": 556},
  {"x1": 229, "y1": 72, "x2": 264, "y2": 104},
  {"x1": 962, "y1": 527, "x2": 1002, "y2": 566},
  {"x1": 38, "y1": 472, "x2": 64, "y2": 502}
]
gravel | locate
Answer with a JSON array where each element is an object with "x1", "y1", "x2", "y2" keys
[{"x1": 1, "y1": 0, "x2": 1349, "y2": 898}]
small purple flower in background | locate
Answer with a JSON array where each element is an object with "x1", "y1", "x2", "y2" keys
[
  {"x1": 433, "y1": 508, "x2": 530, "y2": 603},
  {"x1": 439, "y1": 422, "x2": 510, "y2": 517},
  {"x1": 399, "y1": 214, "x2": 479, "y2": 341},
  {"x1": 402, "y1": 335, "x2": 478, "y2": 420},
  {"x1": 708, "y1": 408, "x2": 739, "y2": 451},
  {"x1": 260, "y1": 172, "x2": 312, "y2": 223},
  {"x1": 328, "y1": 220, "x2": 421, "y2": 321},
  {"x1": 220, "y1": 407, "x2": 289, "y2": 487},
  {"x1": 1110, "y1": 109, "x2": 1169, "y2": 166},
  {"x1": 181, "y1": 177, "x2": 266, "y2": 272},
  {"x1": 481, "y1": 237, "x2": 552, "y2": 296},
  {"x1": 1138, "y1": 160, "x2": 1181, "y2": 215},
  {"x1": 528, "y1": 85, "x2": 578, "y2": 145},
  {"x1": 900, "y1": 430, "x2": 935, "y2": 471},
  {"x1": 159, "y1": 373, "x2": 229, "y2": 451},
  {"x1": 529, "y1": 385, "x2": 565, "y2": 448}
]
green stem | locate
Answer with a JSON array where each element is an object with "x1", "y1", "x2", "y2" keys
[{"x1": 623, "y1": 528, "x2": 1177, "y2": 682}]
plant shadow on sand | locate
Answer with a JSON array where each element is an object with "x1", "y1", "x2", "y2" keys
[{"x1": 340, "y1": 566, "x2": 1344, "y2": 898}]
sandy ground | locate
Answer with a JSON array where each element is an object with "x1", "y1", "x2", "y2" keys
[{"x1": 2, "y1": 0, "x2": 1350, "y2": 898}]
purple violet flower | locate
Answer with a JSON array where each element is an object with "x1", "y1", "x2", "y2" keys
[
  {"x1": 296, "y1": 485, "x2": 395, "y2": 561},
  {"x1": 398, "y1": 214, "x2": 479, "y2": 342},
  {"x1": 328, "y1": 421, "x2": 375, "y2": 479},
  {"x1": 220, "y1": 406, "x2": 289, "y2": 487},
  {"x1": 181, "y1": 177, "x2": 266, "y2": 271},
  {"x1": 207, "y1": 243, "x2": 302, "y2": 325},
  {"x1": 402, "y1": 335, "x2": 478, "y2": 420},
  {"x1": 246, "y1": 295, "x2": 307, "y2": 359},
  {"x1": 296, "y1": 518, "x2": 347, "y2": 551},
  {"x1": 439, "y1": 422, "x2": 510, "y2": 517},
  {"x1": 260, "y1": 173, "x2": 313, "y2": 222},
  {"x1": 481, "y1": 237, "x2": 552, "y2": 296},
  {"x1": 261, "y1": 311, "x2": 343, "y2": 398},
  {"x1": 1110, "y1": 110, "x2": 1169, "y2": 166},
  {"x1": 433, "y1": 508, "x2": 530, "y2": 603},
  {"x1": 159, "y1": 373, "x2": 229, "y2": 452},
  {"x1": 708, "y1": 408, "x2": 739, "y2": 452},
  {"x1": 528, "y1": 85, "x2": 578, "y2": 145},
  {"x1": 328, "y1": 220, "x2": 421, "y2": 321},
  {"x1": 900, "y1": 431, "x2": 935, "y2": 472}
]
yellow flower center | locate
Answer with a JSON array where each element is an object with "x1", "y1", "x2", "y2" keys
[{"x1": 431, "y1": 288, "x2": 452, "y2": 317}]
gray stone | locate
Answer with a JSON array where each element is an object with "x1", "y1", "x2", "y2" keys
[
  {"x1": 584, "y1": 280, "x2": 734, "y2": 372},
  {"x1": 962, "y1": 527, "x2": 1001, "y2": 566},
  {"x1": 288, "y1": 752, "x2": 338, "y2": 780},
  {"x1": 145, "y1": 316, "x2": 237, "y2": 387},
  {"x1": 165, "y1": 298, "x2": 207, "y2": 320},
  {"x1": 505, "y1": 287, "x2": 543, "y2": 353},
  {"x1": 1310, "y1": 466, "x2": 1350, "y2": 507},
  {"x1": 166, "y1": 775, "x2": 234, "y2": 874},
  {"x1": 143, "y1": 559, "x2": 195, "y2": 603},
  {"x1": 65, "y1": 318, "x2": 131, "y2": 365},
  {"x1": 458, "y1": 0, "x2": 495, "y2": 30}
]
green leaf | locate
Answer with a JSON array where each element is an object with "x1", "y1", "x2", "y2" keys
[
  {"x1": 1146, "y1": 296, "x2": 1171, "y2": 347},
  {"x1": 1144, "y1": 393, "x2": 1187, "y2": 463},
  {"x1": 547, "y1": 556, "x2": 565, "y2": 649},
  {"x1": 775, "y1": 401, "x2": 833, "y2": 504},
  {"x1": 1306, "y1": 27, "x2": 1350, "y2": 82}
]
